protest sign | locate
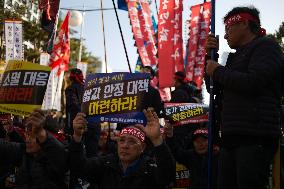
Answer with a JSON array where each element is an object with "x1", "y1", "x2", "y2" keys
[
  {"x1": 173, "y1": 163, "x2": 191, "y2": 189},
  {"x1": 165, "y1": 103, "x2": 209, "y2": 126},
  {"x1": 82, "y1": 73, "x2": 150, "y2": 124},
  {"x1": 0, "y1": 60, "x2": 51, "y2": 116}
]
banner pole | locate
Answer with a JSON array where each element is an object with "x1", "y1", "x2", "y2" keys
[
  {"x1": 111, "y1": 0, "x2": 132, "y2": 73},
  {"x1": 208, "y1": 0, "x2": 215, "y2": 189},
  {"x1": 100, "y1": 0, "x2": 108, "y2": 73}
]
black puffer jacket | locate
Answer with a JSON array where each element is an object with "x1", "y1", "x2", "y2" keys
[
  {"x1": 65, "y1": 81, "x2": 84, "y2": 134},
  {"x1": 210, "y1": 37, "x2": 284, "y2": 137},
  {"x1": 166, "y1": 137, "x2": 218, "y2": 189},
  {"x1": 142, "y1": 85, "x2": 164, "y2": 117},
  {"x1": 69, "y1": 141, "x2": 176, "y2": 189},
  {"x1": 171, "y1": 84, "x2": 194, "y2": 103},
  {"x1": 0, "y1": 133, "x2": 67, "y2": 189}
]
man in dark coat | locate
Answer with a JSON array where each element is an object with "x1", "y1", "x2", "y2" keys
[
  {"x1": 69, "y1": 108, "x2": 176, "y2": 189},
  {"x1": 141, "y1": 66, "x2": 164, "y2": 117},
  {"x1": 205, "y1": 6, "x2": 284, "y2": 189},
  {"x1": 170, "y1": 71, "x2": 194, "y2": 103},
  {"x1": 65, "y1": 68, "x2": 84, "y2": 135},
  {"x1": 0, "y1": 109, "x2": 67, "y2": 189},
  {"x1": 165, "y1": 124, "x2": 219, "y2": 189}
]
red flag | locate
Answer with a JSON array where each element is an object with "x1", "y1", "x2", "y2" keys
[
  {"x1": 185, "y1": 4, "x2": 202, "y2": 81},
  {"x1": 192, "y1": 2, "x2": 211, "y2": 88},
  {"x1": 128, "y1": 1, "x2": 157, "y2": 67},
  {"x1": 49, "y1": 11, "x2": 70, "y2": 75},
  {"x1": 158, "y1": 0, "x2": 176, "y2": 88},
  {"x1": 173, "y1": 0, "x2": 184, "y2": 72}
]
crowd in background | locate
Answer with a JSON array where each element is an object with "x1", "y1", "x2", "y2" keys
[{"x1": 0, "y1": 5, "x2": 284, "y2": 189}]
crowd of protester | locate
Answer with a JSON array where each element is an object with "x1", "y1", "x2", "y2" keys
[{"x1": 0, "y1": 5, "x2": 283, "y2": 189}]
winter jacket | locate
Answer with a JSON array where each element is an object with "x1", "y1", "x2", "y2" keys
[
  {"x1": 65, "y1": 81, "x2": 84, "y2": 134},
  {"x1": 171, "y1": 84, "x2": 194, "y2": 103},
  {"x1": 142, "y1": 85, "x2": 164, "y2": 116},
  {"x1": 206, "y1": 36, "x2": 284, "y2": 138},
  {"x1": 166, "y1": 137, "x2": 218, "y2": 189},
  {"x1": 69, "y1": 141, "x2": 176, "y2": 189},
  {"x1": 0, "y1": 133, "x2": 67, "y2": 189}
]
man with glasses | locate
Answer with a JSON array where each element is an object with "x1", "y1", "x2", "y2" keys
[
  {"x1": 205, "y1": 6, "x2": 284, "y2": 189},
  {"x1": 69, "y1": 108, "x2": 175, "y2": 189}
]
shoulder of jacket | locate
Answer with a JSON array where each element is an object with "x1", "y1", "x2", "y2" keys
[{"x1": 252, "y1": 36, "x2": 278, "y2": 47}]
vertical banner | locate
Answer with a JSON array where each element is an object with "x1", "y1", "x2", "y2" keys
[
  {"x1": 185, "y1": 5, "x2": 202, "y2": 81},
  {"x1": 173, "y1": 0, "x2": 184, "y2": 72},
  {"x1": 128, "y1": 0, "x2": 157, "y2": 67},
  {"x1": 192, "y1": 2, "x2": 211, "y2": 88},
  {"x1": 49, "y1": 11, "x2": 70, "y2": 75},
  {"x1": 158, "y1": 0, "x2": 175, "y2": 88},
  {"x1": 4, "y1": 20, "x2": 23, "y2": 63},
  {"x1": 43, "y1": 12, "x2": 70, "y2": 111},
  {"x1": 42, "y1": 67, "x2": 64, "y2": 111}
]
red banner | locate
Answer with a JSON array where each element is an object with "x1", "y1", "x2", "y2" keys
[
  {"x1": 185, "y1": 2, "x2": 211, "y2": 89},
  {"x1": 49, "y1": 11, "x2": 70, "y2": 75},
  {"x1": 173, "y1": 0, "x2": 184, "y2": 72},
  {"x1": 185, "y1": 4, "x2": 202, "y2": 82},
  {"x1": 193, "y1": 2, "x2": 211, "y2": 88},
  {"x1": 128, "y1": 0, "x2": 157, "y2": 67},
  {"x1": 158, "y1": 0, "x2": 175, "y2": 88}
]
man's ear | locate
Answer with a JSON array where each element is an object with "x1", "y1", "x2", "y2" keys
[
  {"x1": 241, "y1": 20, "x2": 250, "y2": 30},
  {"x1": 141, "y1": 143, "x2": 147, "y2": 153}
]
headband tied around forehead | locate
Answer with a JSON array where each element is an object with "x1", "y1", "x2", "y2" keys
[
  {"x1": 193, "y1": 129, "x2": 208, "y2": 136},
  {"x1": 225, "y1": 13, "x2": 266, "y2": 36},
  {"x1": 174, "y1": 75, "x2": 189, "y2": 84},
  {"x1": 120, "y1": 127, "x2": 145, "y2": 142}
]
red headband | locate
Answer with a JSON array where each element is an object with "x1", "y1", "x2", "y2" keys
[
  {"x1": 70, "y1": 72, "x2": 84, "y2": 84},
  {"x1": 194, "y1": 129, "x2": 208, "y2": 136},
  {"x1": 225, "y1": 13, "x2": 259, "y2": 27},
  {"x1": 225, "y1": 13, "x2": 266, "y2": 36},
  {"x1": 120, "y1": 127, "x2": 145, "y2": 142}
]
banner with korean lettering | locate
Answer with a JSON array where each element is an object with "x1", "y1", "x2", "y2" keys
[
  {"x1": 185, "y1": 4, "x2": 202, "y2": 82},
  {"x1": 0, "y1": 60, "x2": 51, "y2": 116},
  {"x1": 128, "y1": 0, "x2": 157, "y2": 67},
  {"x1": 173, "y1": 0, "x2": 184, "y2": 72},
  {"x1": 4, "y1": 20, "x2": 23, "y2": 63},
  {"x1": 158, "y1": 0, "x2": 175, "y2": 88},
  {"x1": 192, "y1": 2, "x2": 211, "y2": 88},
  {"x1": 164, "y1": 103, "x2": 209, "y2": 126},
  {"x1": 82, "y1": 73, "x2": 150, "y2": 124}
]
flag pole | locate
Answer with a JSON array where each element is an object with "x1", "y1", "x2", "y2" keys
[
  {"x1": 78, "y1": 3, "x2": 85, "y2": 63},
  {"x1": 111, "y1": 0, "x2": 132, "y2": 73},
  {"x1": 208, "y1": 0, "x2": 216, "y2": 189},
  {"x1": 100, "y1": 0, "x2": 108, "y2": 73}
]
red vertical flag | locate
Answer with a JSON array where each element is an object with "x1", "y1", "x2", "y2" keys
[
  {"x1": 173, "y1": 0, "x2": 184, "y2": 72},
  {"x1": 185, "y1": 4, "x2": 202, "y2": 81},
  {"x1": 192, "y1": 2, "x2": 211, "y2": 88},
  {"x1": 49, "y1": 11, "x2": 70, "y2": 75},
  {"x1": 158, "y1": 0, "x2": 175, "y2": 88},
  {"x1": 128, "y1": 0, "x2": 157, "y2": 67}
]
